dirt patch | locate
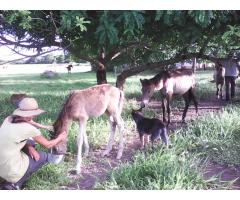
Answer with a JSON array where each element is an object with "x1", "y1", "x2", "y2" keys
[
  {"x1": 65, "y1": 94, "x2": 240, "y2": 190},
  {"x1": 203, "y1": 161, "x2": 240, "y2": 189},
  {"x1": 62, "y1": 131, "x2": 140, "y2": 190}
]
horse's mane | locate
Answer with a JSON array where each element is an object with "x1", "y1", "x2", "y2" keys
[
  {"x1": 151, "y1": 68, "x2": 193, "y2": 84},
  {"x1": 53, "y1": 92, "x2": 75, "y2": 137}
]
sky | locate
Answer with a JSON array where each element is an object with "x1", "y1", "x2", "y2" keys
[
  {"x1": 0, "y1": 46, "x2": 34, "y2": 61},
  {"x1": 0, "y1": 45, "x2": 64, "y2": 62}
]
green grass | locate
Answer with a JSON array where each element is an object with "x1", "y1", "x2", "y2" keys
[
  {"x1": 1, "y1": 69, "x2": 240, "y2": 189},
  {"x1": 97, "y1": 104, "x2": 240, "y2": 189}
]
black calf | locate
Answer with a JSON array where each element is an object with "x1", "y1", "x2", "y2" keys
[{"x1": 131, "y1": 106, "x2": 168, "y2": 148}]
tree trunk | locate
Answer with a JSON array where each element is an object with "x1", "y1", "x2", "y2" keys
[
  {"x1": 115, "y1": 53, "x2": 218, "y2": 90},
  {"x1": 203, "y1": 62, "x2": 206, "y2": 70},
  {"x1": 116, "y1": 74, "x2": 126, "y2": 90},
  {"x1": 192, "y1": 57, "x2": 197, "y2": 73},
  {"x1": 96, "y1": 68, "x2": 107, "y2": 85}
]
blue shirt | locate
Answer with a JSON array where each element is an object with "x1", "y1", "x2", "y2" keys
[{"x1": 220, "y1": 59, "x2": 239, "y2": 77}]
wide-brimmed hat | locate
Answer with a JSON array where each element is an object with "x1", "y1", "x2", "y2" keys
[{"x1": 12, "y1": 98, "x2": 45, "y2": 117}]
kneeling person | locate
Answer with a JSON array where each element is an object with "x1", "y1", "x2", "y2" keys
[{"x1": 0, "y1": 98, "x2": 66, "y2": 190}]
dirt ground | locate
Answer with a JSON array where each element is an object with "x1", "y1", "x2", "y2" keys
[{"x1": 62, "y1": 92, "x2": 240, "y2": 190}]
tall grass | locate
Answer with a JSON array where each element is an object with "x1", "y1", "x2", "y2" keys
[{"x1": 97, "y1": 103, "x2": 240, "y2": 190}]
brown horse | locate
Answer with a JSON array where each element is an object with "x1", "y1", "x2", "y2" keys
[
  {"x1": 140, "y1": 68, "x2": 198, "y2": 124},
  {"x1": 214, "y1": 63, "x2": 225, "y2": 99},
  {"x1": 50, "y1": 84, "x2": 124, "y2": 174}
]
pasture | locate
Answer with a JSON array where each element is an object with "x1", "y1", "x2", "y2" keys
[{"x1": 1, "y1": 68, "x2": 240, "y2": 189}]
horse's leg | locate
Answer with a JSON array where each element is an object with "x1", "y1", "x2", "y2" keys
[
  {"x1": 140, "y1": 135, "x2": 144, "y2": 149},
  {"x1": 162, "y1": 98, "x2": 167, "y2": 122},
  {"x1": 83, "y1": 130, "x2": 89, "y2": 157},
  {"x1": 166, "y1": 93, "x2": 172, "y2": 124},
  {"x1": 190, "y1": 88, "x2": 198, "y2": 115},
  {"x1": 75, "y1": 119, "x2": 87, "y2": 174},
  {"x1": 216, "y1": 83, "x2": 219, "y2": 98},
  {"x1": 116, "y1": 116, "x2": 124, "y2": 159},
  {"x1": 182, "y1": 91, "x2": 190, "y2": 122},
  {"x1": 102, "y1": 116, "x2": 117, "y2": 157},
  {"x1": 220, "y1": 83, "x2": 223, "y2": 99}
]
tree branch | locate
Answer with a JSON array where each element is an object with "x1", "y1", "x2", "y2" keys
[
  {"x1": 0, "y1": 34, "x2": 61, "y2": 49},
  {"x1": 0, "y1": 48, "x2": 61, "y2": 65},
  {"x1": 116, "y1": 52, "x2": 219, "y2": 89},
  {"x1": 103, "y1": 42, "x2": 150, "y2": 63}
]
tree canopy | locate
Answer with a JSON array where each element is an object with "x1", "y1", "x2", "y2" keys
[{"x1": 0, "y1": 10, "x2": 240, "y2": 87}]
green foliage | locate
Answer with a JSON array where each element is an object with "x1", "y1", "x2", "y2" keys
[
  {"x1": 95, "y1": 11, "x2": 119, "y2": 46},
  {"x1": 2, "y1": 10, "x2": 240, "y2": 71},
  {"x1": 119, "y1": 11, "x2": 145, "y2": 38},
  {"x1": 188, "y1": 11, "x2": 215, "y2": 28},
  {"x1": 4, "y1": 10, "x2": 32, "y2": 29},
  {"x1": 59, "y1": 11, "x2": 90, "y2": 34},
  {"x1": 222, "y1": 25, "x2": 240, "y2": 48}
]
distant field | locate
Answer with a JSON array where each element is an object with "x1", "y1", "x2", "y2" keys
[{"x1": 0, "y1": 63, "x2": 92, "y2": 75}]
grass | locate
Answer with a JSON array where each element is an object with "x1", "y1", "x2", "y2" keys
[
  {"x1": 97, "y1": 104, "x2": 240, "y2": 189},
  {"x1": 1, "y1": 69, "x2": 240, "y2": 189}
]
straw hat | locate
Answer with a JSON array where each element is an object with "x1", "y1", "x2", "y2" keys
[{"x1": 12, "y1": 98, "x2": 45, "y2": 117}]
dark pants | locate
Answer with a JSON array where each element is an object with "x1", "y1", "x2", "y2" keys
[
  {"x1": 15, "y1": 151, "x2": 48, "y2": 188},
  {"x1": 225, "y1": 76, "x2": 237, "y2": 101},
  {"x1": 14, "y1": 140, "x2": 48, "y2": 188}
]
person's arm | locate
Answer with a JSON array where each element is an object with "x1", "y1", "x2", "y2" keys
[
  {"x1": 28, "y1": 120, "x2": 53, "y2": 131},
  {"x1": 32, "y1": 131, "x2": 67, "y2": 149},
  {"x1": 236, "y1": 60, "x2": 240, "y2": 72}
]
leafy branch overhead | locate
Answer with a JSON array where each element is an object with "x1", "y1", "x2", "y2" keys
[{"x1": 0, "y1": 10, "x2": 240, "y2": 85}]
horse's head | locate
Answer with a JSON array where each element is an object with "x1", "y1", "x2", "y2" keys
[
  {"x1": 140, "y1": 78, "x2": 156, "y2": 107},
  {"x1": 50, "y1": 121, "x2": 68, "y2": 155}
]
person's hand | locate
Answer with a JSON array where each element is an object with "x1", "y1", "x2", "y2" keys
[
  {"x1": 28, "y1": 146, "x2": 40, "y2": 161},
  {"x1": 46, "y1": 125, "x2": 54, "y2": 132}
]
